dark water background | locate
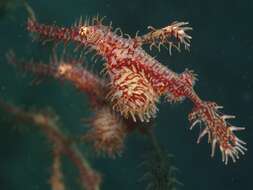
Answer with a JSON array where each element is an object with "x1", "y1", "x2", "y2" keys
[{"x1": 0, "y1": 0, "x2": 252, "y2": 190}]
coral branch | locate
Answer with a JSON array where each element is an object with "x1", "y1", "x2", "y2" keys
[
  {"x1": 0, "y1": 99, "x2": 101, "y2": 190},
  {"x1": 140, "y1": 127, "x2": 182, "y2": 190},
  {"x1": 50, "y1": 147, "x2": 65, "y2": 190}
]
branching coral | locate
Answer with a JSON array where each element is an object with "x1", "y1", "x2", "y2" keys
[
  {"x1": 0, "y1": 99, "x2": 101, "y2": 190},
  {"x1": 140, "y1": 127, "x2": 182, "y2": 190}
]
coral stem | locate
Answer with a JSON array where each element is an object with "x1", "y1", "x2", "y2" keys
[{"x1": 50, "y1": 147, "x2": 65, "y2": 190}]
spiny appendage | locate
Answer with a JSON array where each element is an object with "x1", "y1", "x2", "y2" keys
[
  {"x1": 6, "y1": 50, "x2": 57, "y2": 77},
  {"x1": 7, "y1": 51, "x2": 105, "y2": 101},
  {"x1": 85, "y1": 107, "x2": 127, "y2": 158},
  {"x1": 106, "y1": 66, "x2": 159, "y2": 122},
  {"x1": 136, "y1": 21, "x2": 192, "y2": 54},
  {"x1": 54, "y1": 62, "x2": 105, "y2": 98},
  {"x1": 179, "y1": 68, "x2": 198, "y2": 87},
  {"x1": 189, "y1": 101, "x2": 247, "y2": 164},
  {"x1": 73, "y1": 15, "x2": 107, "y2": 28}
]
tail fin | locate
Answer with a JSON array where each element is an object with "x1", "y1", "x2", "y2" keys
[{"x1": 189, "y1": 101, "x2": 247, "y2": 164}]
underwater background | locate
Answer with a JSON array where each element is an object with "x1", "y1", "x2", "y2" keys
[{"x1": 0, "y1": 0, "x2": 252, "y2": 189}]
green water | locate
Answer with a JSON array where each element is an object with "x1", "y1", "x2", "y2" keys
[{"x1": 0, "y1": 0, "x2": 252, "y2": 190}]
